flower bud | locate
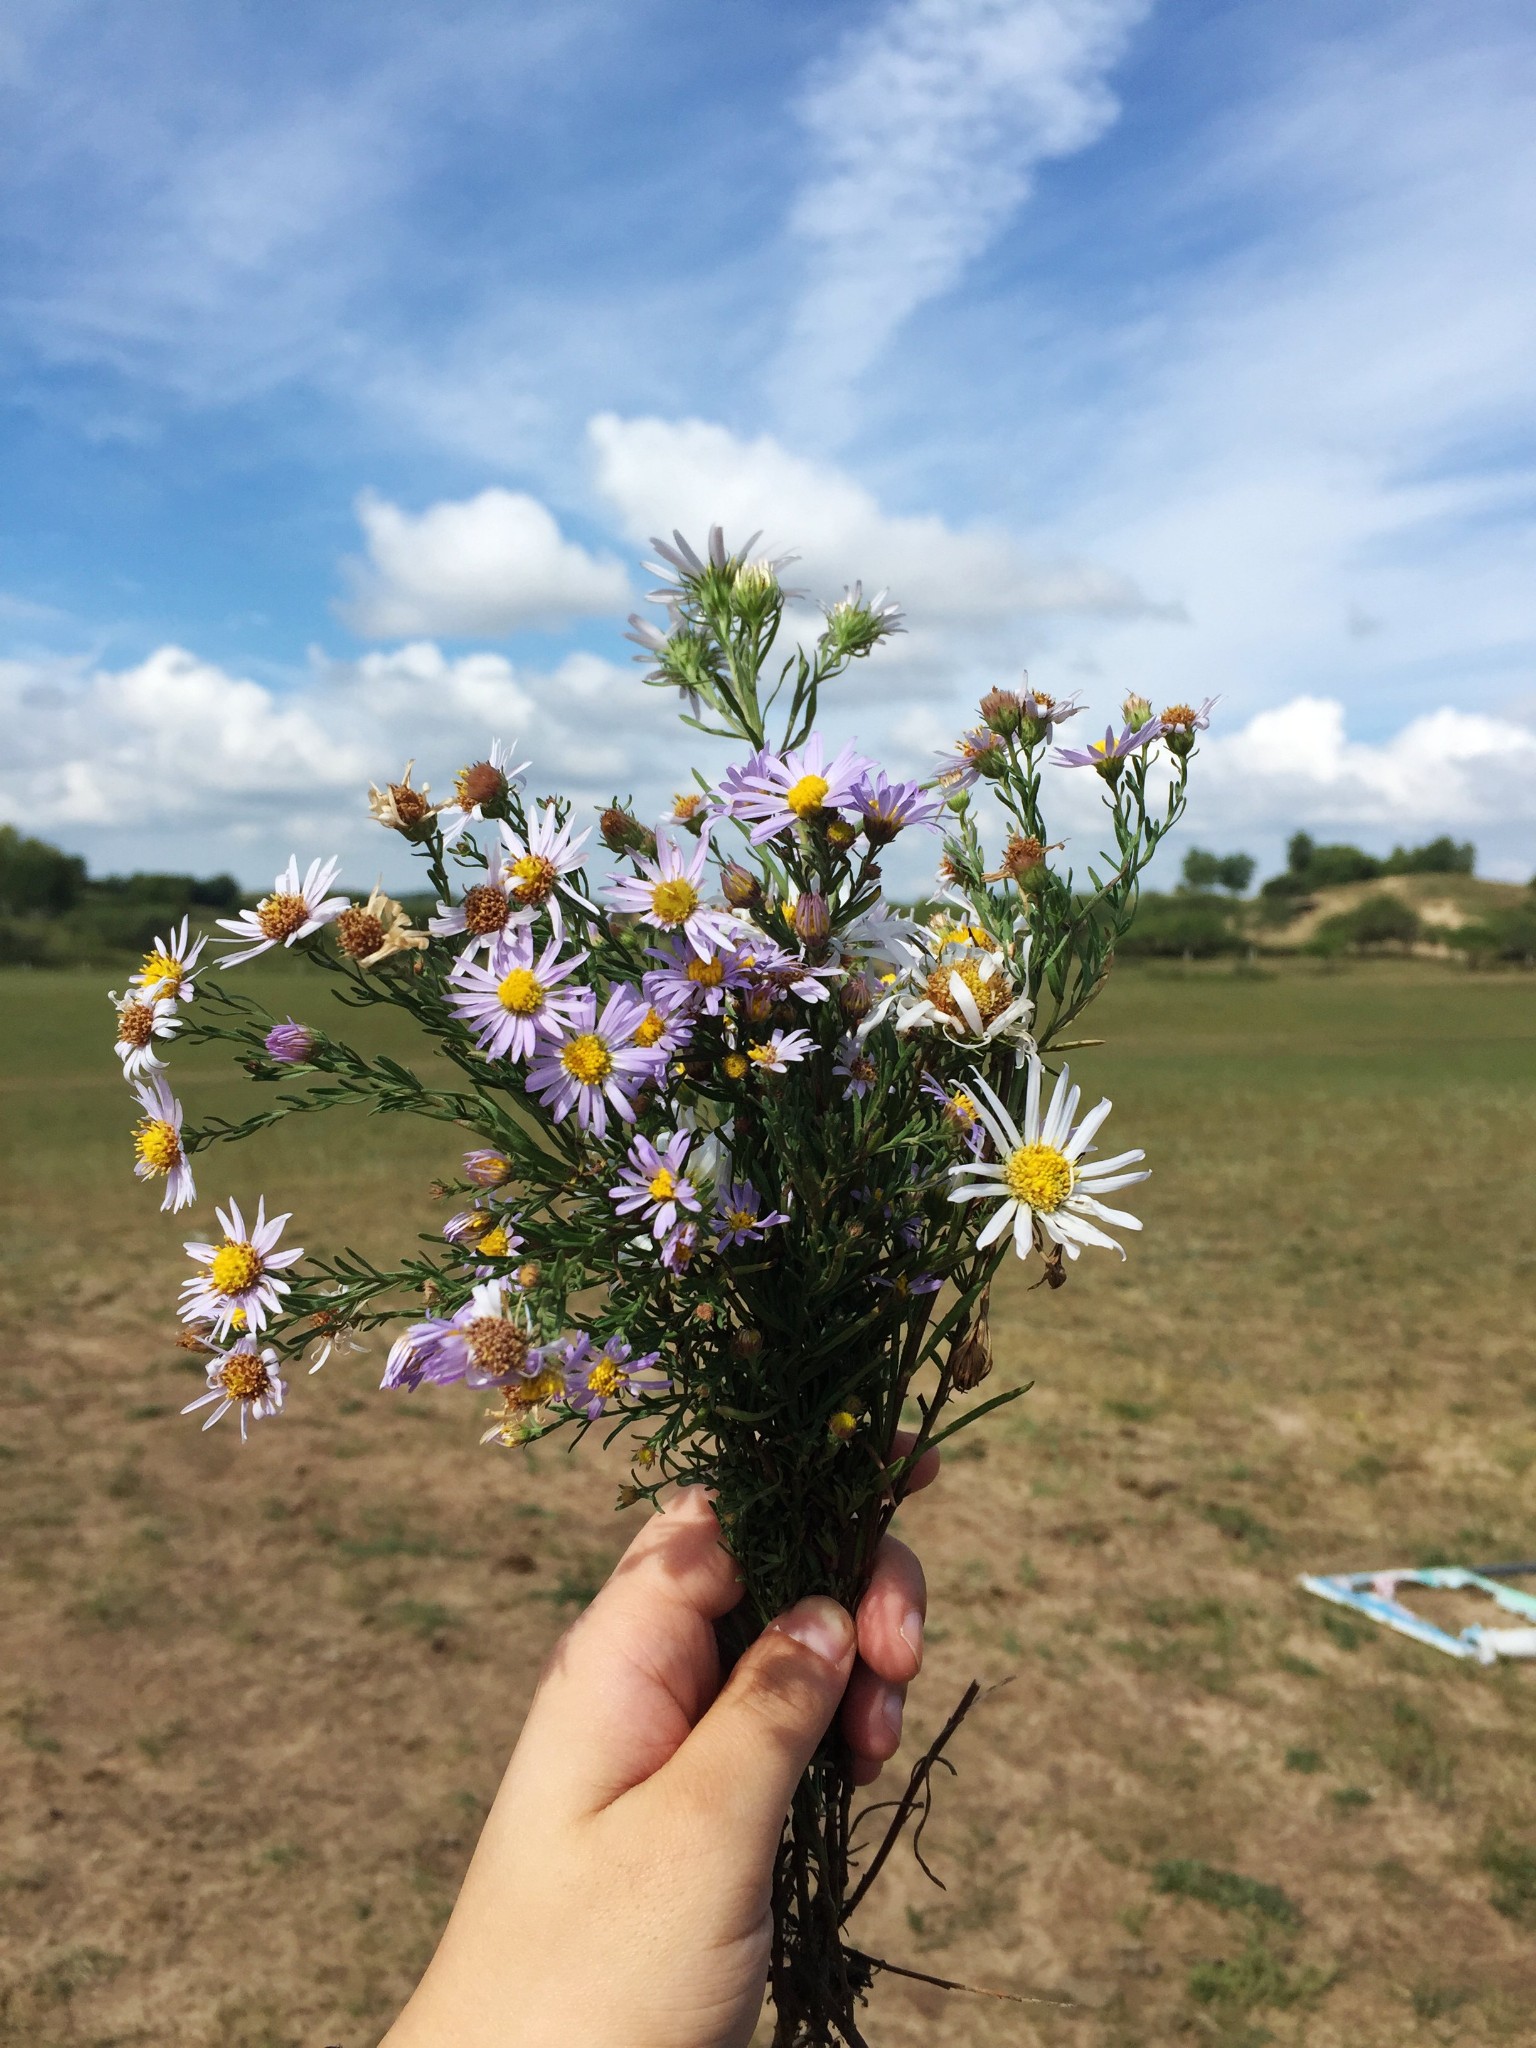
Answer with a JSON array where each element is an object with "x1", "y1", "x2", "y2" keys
[
  {"x1": 264, "y1": 1019, "x2": 316, "y2": 1065},
  {"x1": 742, "y1": 987, "x2": 775, "y2": 1027},
  {"x1": 978, "y1": 687, "x2": 1024, "y2": 737},
  {"x1": 950, "y1": 1297, "x2": 993, "y2": 1391},
  {"x1": 720, "y1": 861, "x2": 763, "y2": 910},
  {"x1": 839, "y1": 974, "x2": 875, "y2": 1024},
  {"x1": 946, "y1": 791, "x2": 971, "y2": 815},
  {"x1": 1121, "y1": 693, "x2": 1155, "y2": 733},
  {"x1": 616, "y1": 1483, "x2": 644, "y2": 1509},
  {"x1": 463, "y1": 1147, "x2": 512, "y2": 1188},
  {"x1": 514, "y1": 1262, "x2": 541, "y2": 1290},
  {"x1": 793, "y1": 891, "x2": 831, "y2": 950},
  {"x1": 600, "y1": 804, "x2": 656, "y2": 859},
  {"x1": 827, "y1": 1409, "x2": 860, "y2": 1443},
  {"x1": 730, "y1": 1328, "x2": 763, "y2": 1360},
  {"x1": 993, "y1": 833, "x2": 1049, "y2": 895}
]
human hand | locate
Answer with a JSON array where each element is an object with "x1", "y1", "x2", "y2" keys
[{"x1": 382, "y1": 1441, "x2": 938, "y2": 2048}]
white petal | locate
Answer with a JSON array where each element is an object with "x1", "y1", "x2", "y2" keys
[
  {"x1": 1064, "y1": 1097, "x2": 1114, "y2": 1161},
  {"x1": 974, "y1": 1200, "x2": 1018, "y2": 1250}
]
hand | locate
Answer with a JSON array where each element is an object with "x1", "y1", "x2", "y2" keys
[{"x1": 382, "y1": 1441, "x2": 938, "y2": 2048}]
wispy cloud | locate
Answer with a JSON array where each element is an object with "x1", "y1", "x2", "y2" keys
[{"x1": 772, "y1": 0, "x2": 1149, "y2": 429}]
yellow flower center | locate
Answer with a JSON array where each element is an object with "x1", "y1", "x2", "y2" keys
[
  {"x1": 784, "y1": 772, "x2": 830, "y2": 819},
  {"x1": 633, "y1": 1006, "x2": 668, "y2": 1047},
  {"x1": 925, "y1": 958, "x2": 1012, "y2": 1025},
  {"x1": 649, "y1": 877, "x2": 700, "y2": 925},
  {"x1": 257, "y1": 893, "x2": 310, "y2": 942},
  {"x1": 722, "y1": 1051, "x2": 749, "y2": 1080},
  {"x1": 508, "y1": 1364, "x2": 564, "y2": 1408},
  {"x1": 561, "y1": 1032, "x2": 613, "y2": 1085},
  {"x1": 209, "y1": 1241, "x2": 263, "y2": 1296},
  {"x1": 826, "y1": 817, "x2": 858, "y2": 849},
  {"x1": 587, "y1": 1359, "x2": 626, "y2": 1400},
  {"x1": 670, "y1": 793, "x2": 704, "y2": 821},
  {"x1": 509, "y1": 854, "x2": 558, "y2": 905},
  {"x1": 139, "y1": 949, "x2": 184, "y2": 997},
  {"x1": 462, "y1": 883, "x2": 510, "y2": 935},
  {"x1": 747, "y1": 1042, "x2": 779, "y2": 1065},
  {"x1": 497, "y1": 967, "x2": 545, "y2": 1015},
  {"x1": 724, "y1": 1207, "x2": 754, "y2": 1232},
  {"x1": 133, "y1": 1118, "x2": 181, "y2": 1175},
  {"x1": 467, "y1": 1316, "x2": 529, "y2": 1377},
  {"x1": 1003, "y1": 1143, "x2": 1074, "y2": 1213},
  {"x1": 218, "y1": 1351, "x2": 272, "y2": 1401},
  {"x1": 647, "y1": 1167, "x2": 677, "y2": 1201},
  {"x1": 475, "y1": 1225, "x2": 512, "y2": 1258},
  {"x1": 117, "y1": 1001, "x2": 157, "y2": 1048},
  {"x1": 686, "y1": 956, "x2": 724, "y2": 987}
]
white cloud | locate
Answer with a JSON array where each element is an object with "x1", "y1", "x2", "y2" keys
[
  {"x1": 775, "y1": 0, "x2": 1148, "y2": 425},
  {"x1": 588, "y1": 411, "x2": 1164, "y2": 637},
  {"x1": 340, "y1": 488, "x2": 630, "y2": 637}
]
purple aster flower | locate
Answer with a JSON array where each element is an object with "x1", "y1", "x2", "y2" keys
[
  {"x1": 381, "y1": 1278, "x2": 538, "y2": 1390},
  {"x1": 643, "y1": 935, "x2": 748, "y2": 1019},
  {"x1": 833, "y1": 1035, "x2": 879, "y2": 1100},
  {"x1": 446, "y1": 930, "x2": 588, "y2": 1064},
  {"x1": 713, "y1": 1179, "x2": 791, "y2": 1249},
  {"x1": 560, "y1": 1333, "x2": 670, "y2": 1419},
  {"x1": 605, "y1": 830, "x2": 737, "y2": 961},
  {"x1": 727, "y1": 734, "x2": 875, "y2": 843},
  {"x1": 849, "y1": 770, "x2": 944, "y2": 846},
  {"x1": 660, "y1": 1220, "x2": 700, "y2": 1273},
  {"x1": 265, "y1": 1019, "x2": 316, "y2": 1065},
  {"x1": 609, "y1": 1129, "x2": 701, "y2": 1240},
  {"x1": 463, "y1": 1147, "x2": 513, "y2": 1188},
  {"x1": 705, "y1": 746, "x2": 775, "y2": 825},
  {"x1": 934, "y1": 727, "x2": 1005, "y2": 790},
  {"x1": 525, "y1": 984, "x2": 666, "y2": 1136},
  {"x1": 736, "y1": 938, "x2": 841, "y2": 1007},
  {"x1": 1052, "y1": 721, "x2": 1164, "y2": 776},
  {"x1": 922, "y1": 1074, "x2": 987, "y2": 1156},
  {"x1": 875, "y1": 1271, "x2": 944, "y2": 1301}
]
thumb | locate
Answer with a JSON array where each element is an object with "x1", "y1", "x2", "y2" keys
[{"x1": 647, "y1": 1597, "x2": 856, "y2": 1868}]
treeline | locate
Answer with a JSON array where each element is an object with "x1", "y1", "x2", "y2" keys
[
  {"x1": 0, "y1": 825, "x2": 240, "y2": 966},
  {"x1": 1117, "y1": 832, "x2": 1536, "y2": 964}
]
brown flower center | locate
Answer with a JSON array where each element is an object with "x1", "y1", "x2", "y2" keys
[
  {"x1": 257, "y1": 893, "x2": 309, "y2": 942},
  {"x1": 117, "y1": 1001, "x2": 156, "y2": 1048},
  {"x1": 466, "y1": 1317, "x2": 530, "y2": 1379},
  {"x1": 218, "y1": 1351, "x2": 272, "y2": 1402},
  {"x1": 456, "y1": 762, "x2": 507, "y2": 809},
  {"x1": 336, "y1": 908, "x2": 384, "y2": 957},
  {"x1": 391, "y1": 783, "x2": 431, "y2": 824},
  {"x1": 462, "y1": 883, "x2": 510, "y2": 935},
  {"x1": 508, "y1": 854, "x2": 558, "y2": 906}
]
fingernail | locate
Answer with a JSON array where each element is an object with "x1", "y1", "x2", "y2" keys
[
  {"x1": 899, "y1": 1607, "x2": 924, "y2": 1665},
  {"x1": 776, "y1": 1597, "x2": 855, "y2": 1667},
  {"x1": 882, "y1": 1686, "x2": 904, "y2": 1739}
]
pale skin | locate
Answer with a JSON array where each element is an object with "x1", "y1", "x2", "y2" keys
[{"x1": 382, "y1": 1440, "x2": 939, "y2": 2048}]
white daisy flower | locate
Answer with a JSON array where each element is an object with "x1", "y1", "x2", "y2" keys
[
  {"x1": 880, "y1": 927, "x2": 1034, "y2": 1056},
  {"x1": 438, "y1": 739, "x2": 531, "y2": 848},
  {"x1": 948, "y1": 1060, "x2": 1149, "y2": 1263},
  {"x1": 111, "y1": 988, "x2": 182, "y2": 1078},
  {"x1": 129, "y1": 916, "x2": 206, "y2": 1003},
  {"x1": 605, "y1": 831, "x2": 735, "y2": 960},
  {"x1": 181, "y1": 1341, "x2": 286, "y2": 1439},
  {"x1": 179, "y1": 1197, "x2": 303, "y2": 1337},
  {"x1": 130, "y1": 1074, "x2": 197, "y2": 1212},
  {"x1": 215, "y1": 857, "x2": 348, "y2": 967}
]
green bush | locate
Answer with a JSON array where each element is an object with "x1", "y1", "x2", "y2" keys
[
  {"x1": 1117, "y1": 892, "x2": 1245, "y2": 958},
  {"x1": 1310, "y1": 893, "x2": 1420, "y2": 954},
  {"x1": 0, "y1": 826, "x2": 86, "y2": 916},
  {"x1": 1448, "y1": 905, "x2": 1536, "y2": 965}
]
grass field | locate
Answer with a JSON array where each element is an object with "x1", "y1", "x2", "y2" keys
[{"x1": 2, "y1": 957, "x2": 1535, "y2": 2047}]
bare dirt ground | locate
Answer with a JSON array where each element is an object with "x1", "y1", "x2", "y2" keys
[{"x1": 3, "y1": 960, "x2": 1535, "y2": 2047}]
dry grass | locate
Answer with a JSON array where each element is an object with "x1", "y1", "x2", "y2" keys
[{"x1": 2, "y1": 957, "x2": 1535, "y2": 2046}]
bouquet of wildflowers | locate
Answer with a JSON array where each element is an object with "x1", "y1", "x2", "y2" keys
[{"x1": 111, "y1": 525, "x2": 1205, "y2": 2045}]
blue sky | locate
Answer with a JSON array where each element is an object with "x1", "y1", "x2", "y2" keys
[{"x1": 3, "y1": 0, "x2": 1534, "y2": 889}]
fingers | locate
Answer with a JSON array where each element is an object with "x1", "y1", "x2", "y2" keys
[
  {"x1": 509, "y1": 1487, "x2": 744, "y2": 1816},
  {"x1": 840, "y1": 1533, "x2": 925, "y2": 1773},
  {"x1": 646, "y1": 1596, "x2": 857, "y2": 1873},
  {"x1": 886, "y1": 1428, "x2": 940, "y2": 1496}
]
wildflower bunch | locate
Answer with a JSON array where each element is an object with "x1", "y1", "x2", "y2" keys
[{"x1": 112, "y1": 526, "x2": 1204, "y2": 2046}]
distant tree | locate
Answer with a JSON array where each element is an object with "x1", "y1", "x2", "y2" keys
[
  {"x1": 0, "y1": 825, "x2": 86, "y2": 916},
  {"x1": 1215, "y1": 852, "x2": 1255, "y2": 895},
  {"x1": 1181, "y1": 848, "x2": 1223, "y2": 891},
  {"x1": 1383, "y1": 835, "x2": 1475, "y2": 877},
  {"x1": 1286, "y1": 832, "x2": 1315, "y2": 876}
]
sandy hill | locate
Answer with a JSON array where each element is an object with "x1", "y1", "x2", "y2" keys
[{"x1": 1255, "y1": 871, "x2": 1527, "y2": 950}]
